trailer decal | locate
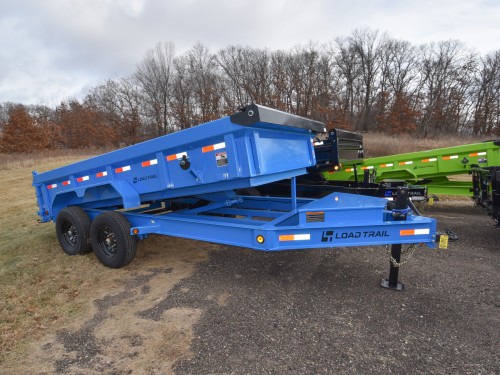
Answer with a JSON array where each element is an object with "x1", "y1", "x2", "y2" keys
[
  {"x1": 202, "y1": 142, "x2": 226, "y2": 153},
  {"x1": 77, "y1": 176, "x2": 89, "y2": 182},
  {"x1": 279, "y1": 234, "x2": 311, "y2": 241},
  {"x1": 166, "y1": 152, "x2": 187, "y2": 161},
  {"x1": 115, "y1": 165, "x2": 131, "y2": 173},
  {"x1": 141, "y1": 159, "x2": 158, "y2": 167},
  {"x1": 216, "y1": 152, "x2": 228, "y2": 167}
]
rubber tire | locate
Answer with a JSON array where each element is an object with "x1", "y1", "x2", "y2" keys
[
  {"x1": 56, "y1": 206, "x2": 92, "y2": 255},
  {"x1": 90, "y1": 211, "x2": 137, "y2": 268}
]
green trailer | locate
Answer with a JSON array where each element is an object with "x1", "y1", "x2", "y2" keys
[{"x1": 324, "y1": 140, "x2": 500, "y2": 196}]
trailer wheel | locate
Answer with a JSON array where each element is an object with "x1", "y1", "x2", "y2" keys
[
  {"x1": 90, "y1": 211, "x2": 137, "y2": 268},
  {"x1": 56, "y1": 207, "x2": 92, "y2": 255}
]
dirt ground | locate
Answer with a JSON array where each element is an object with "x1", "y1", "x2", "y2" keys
[{"x1": 16, "y1": 200, "x2": 500, "y2": 374}]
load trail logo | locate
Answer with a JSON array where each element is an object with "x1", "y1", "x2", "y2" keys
[
  {"x1": 321, "y1": 230, "x2": 390, "y2": 242},
  {"x1": 133, "y1": 175, "x2": 158, "y2": 183}
]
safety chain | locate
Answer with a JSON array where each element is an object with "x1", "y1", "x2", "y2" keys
[{"x1": 385, "y1": 243, "x2": 419, "y2": 268}]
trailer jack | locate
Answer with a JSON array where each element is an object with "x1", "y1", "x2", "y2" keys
[{"x1": 381, "y1": 187, "x2": 409, "y2": 291}]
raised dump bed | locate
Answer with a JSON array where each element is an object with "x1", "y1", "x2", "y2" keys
[
  {"x1": 33, "y1": 105, "x2": 440, "y2": 290},
  {"x1": 33, "y1": 104, "x2": 325, "y2": 222}
]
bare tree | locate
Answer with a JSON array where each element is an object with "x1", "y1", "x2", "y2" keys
[
  {"x1": 135, "y1": 41, "x2": 176, "y2": 136},
  {"x1": 216, "y1": 45, "x2": 253, "y2": 109},
  {"x1": 349, "y1": 29, "x2": 385, "y2": 131},
  {"x1": 417, "y1": 40, "x2": 476, "y2": 136},
  {"x1": 330, "y1": 37, "x2": 360, "y2": 129},
  {"x1": 87, "y1": 77, "x2": 143, "y2": 145},
  {"x1": 185, "y1": 42, "x2": 222, "y2": 124},
  {"x1": 472, "y1": 51, "x2": 500, "y2": 135}
]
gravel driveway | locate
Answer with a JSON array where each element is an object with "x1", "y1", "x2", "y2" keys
[
  {"x1": 25, "y1": 201, "x2": 499, "y2": 374},
  {"x1": 163, "y1": 201, "x2": 499, "y2": 374}
]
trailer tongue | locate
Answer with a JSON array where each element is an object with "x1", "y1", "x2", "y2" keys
[{"x1": 33, "y1": 105, "x2": 438, "y2": 289}]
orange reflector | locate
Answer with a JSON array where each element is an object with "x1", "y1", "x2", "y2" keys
[
  {"x1": 400, "y1": 229, "x2": 415, "y2": 236},
  {"x1": 133, "y1": 229, "x2": 139, "y2": 235}
]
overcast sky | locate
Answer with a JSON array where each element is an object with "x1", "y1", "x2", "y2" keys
[{"x1": 1, "y1": 0, "x2": 499, "y2": 106}]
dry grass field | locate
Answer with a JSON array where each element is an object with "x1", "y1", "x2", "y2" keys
[
  {"x1": 0, "y1": 133, "x2": 495, "y2": 373},
  {"x1": 362, "y1": 132, "x2": 488, "y2": 157},
  {"x1": 0, "y1": 152, "x2": 214, "y2": 373}
]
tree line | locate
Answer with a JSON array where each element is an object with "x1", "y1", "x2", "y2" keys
[{"x1": 1, "y1": 28, "x2": 499, "y2": 153}]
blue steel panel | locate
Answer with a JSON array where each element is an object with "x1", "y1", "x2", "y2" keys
[
  {"x1": 33, "y1": 112, "x2": 318, "y2": 221},
  {"x1": 80, "y1": 193, "x2": 436, "y2": 252}
]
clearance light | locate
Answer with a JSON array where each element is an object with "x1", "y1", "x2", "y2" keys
[
  {"x1": 334, "y1": 165, "x2": 339, "y2": 171},
  {"x1": 256, "y1": 235, "x2": 265, "y2": 244},
  {"x1": 133, "y1": 228, "x2": 139, "y2": 235}
]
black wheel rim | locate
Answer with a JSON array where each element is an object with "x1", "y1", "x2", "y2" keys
[
  {"x1": 97, "y1": 225, "x2": 117, "y2": 258},
  {"x1": 62, "y1": 220, "x2": 78, "y2": 247}
]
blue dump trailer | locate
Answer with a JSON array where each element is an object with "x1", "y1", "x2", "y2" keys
[{"x1": 33, "y1": 105, "x2": 439, "y2": 289}]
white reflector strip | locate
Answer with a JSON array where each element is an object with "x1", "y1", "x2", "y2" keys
[
  {"x1": 96, "y1": 171, "x2": 108, "y2": 178},
  {"x1": 399, "y1": 161, "x2": 413, "y2": 165},
  {"x1": 279, "y1": 234, "x2": 311, "y2": 241},
  {"x1": 47, "y1": 183, "x2": 57, "y2": 190},
  {"x1": 62, "y1": 180, "x2": 71, "y2": 186},
  {"x1": 77, "y1": 176, "x2": 89, "y2": 182},
  {"x1": 414, "y1": 228, "x2": 430, "y2": 235},
  {"x1": 314, "y1": 141, "x2": 324, "y2": 146},
  {"x1": 213, "y1": 142, "x2": 225, "y2": 150}
]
